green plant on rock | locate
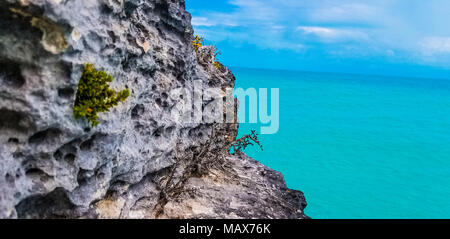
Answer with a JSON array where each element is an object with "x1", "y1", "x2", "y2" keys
[
  {"x1": 192, "y1": 35, "x2": 203, "y2": 52},
  {"x1": 214, "y1": 61, "x2": 222, "y2": 70},
  {"x1": 73, "y1": 63, "x2": 130, "y2": 126}
]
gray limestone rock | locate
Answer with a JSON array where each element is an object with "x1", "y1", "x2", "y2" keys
[{"x1": 0, "y1": 0, "x2": 307, "y2": 219}]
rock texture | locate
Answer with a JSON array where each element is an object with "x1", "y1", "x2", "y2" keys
[
  {"x1": 0, "y1": 0, "x2": 308, "y2": 219},
  {"x1": 159, "y1": 154, "x2": 308, "y2": 219}
]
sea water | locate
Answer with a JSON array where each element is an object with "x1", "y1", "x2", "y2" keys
[{"x1": 233, "y1": 67, "x2": 450, "y2": 219}]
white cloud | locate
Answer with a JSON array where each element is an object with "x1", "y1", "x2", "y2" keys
[
  {"x1": 308, "y1": 3, "x2": 382, "y2": 23},
  {"x1": 189, "y1": 0, "x2": 302, "y2": 51},
  {"x1": 190, "y1": 0, "x2": 450, "y2": 65},
  {"x1": 191, "y1": 17, "x2": 216, "y2": 27},
  {"x1": 297, "y1": 26, "x2": 368, "y2": 42},
  {"x1": 191, "y1": 15, "x2": 239, "y2": 27},
  {"x1": 419, "y1": 37, "x2": 450, "y2": 55}
]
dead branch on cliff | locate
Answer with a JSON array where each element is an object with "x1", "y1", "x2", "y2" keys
[
  {"x1": 153, "y1": 124, "x2": 226, "y2": 217},
  {"x1": 230, "y1": 130, "x2": 263, "y2": 155}
]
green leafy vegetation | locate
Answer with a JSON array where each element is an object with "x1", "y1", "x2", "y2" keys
[
  {"x1": 214, "y1": 61, "x2": 222, "y2": 70},
  {"x1": 192, "y1": 35, "x2": 203, "y2": 52},
  {"x1": 73, "y1": 64, "x2": 130, "y2": 126}
]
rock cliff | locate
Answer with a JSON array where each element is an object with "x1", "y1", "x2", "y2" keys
[{"x1": 0, "y1": 0, "x2": 308, "y2": 219}]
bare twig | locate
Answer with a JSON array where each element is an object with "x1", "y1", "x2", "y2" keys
[{"x1": 230, "y1": 130, "x2": 263, "y2": 155}]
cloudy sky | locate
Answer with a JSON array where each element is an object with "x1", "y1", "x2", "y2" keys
[{"x1": 186, "y1": 0, "x2": 450, "y2": 79}]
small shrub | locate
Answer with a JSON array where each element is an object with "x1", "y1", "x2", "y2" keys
[
  {"x1": 192, "y1": 35, "x2": 203, "y2": 52},
  {"x1": 214, "y1": 61, "x2": 222, "y2": 70},
  {"x1": 230, "y1": 130, "x2": 263, "y2": 155},
  {"x1": 73, "y1": 64, "x2": 130, "y2": 126}
]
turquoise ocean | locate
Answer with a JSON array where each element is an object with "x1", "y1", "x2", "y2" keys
[{"x1": 233, "y1": 67, "x2": 450, "y2": 219}]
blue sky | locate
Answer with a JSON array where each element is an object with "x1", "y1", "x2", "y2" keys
[{"x1": 186, "y1": 0, "x2": 450, "y2": 79}]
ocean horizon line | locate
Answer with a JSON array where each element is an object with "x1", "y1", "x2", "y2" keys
[{"x1": 229, "y1": 66, "x2": 450, "y2": 82}]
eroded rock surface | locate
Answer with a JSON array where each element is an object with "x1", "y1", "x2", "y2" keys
[{"x1": 0, "y1": 0, "x2": 307, "y2": 219}]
